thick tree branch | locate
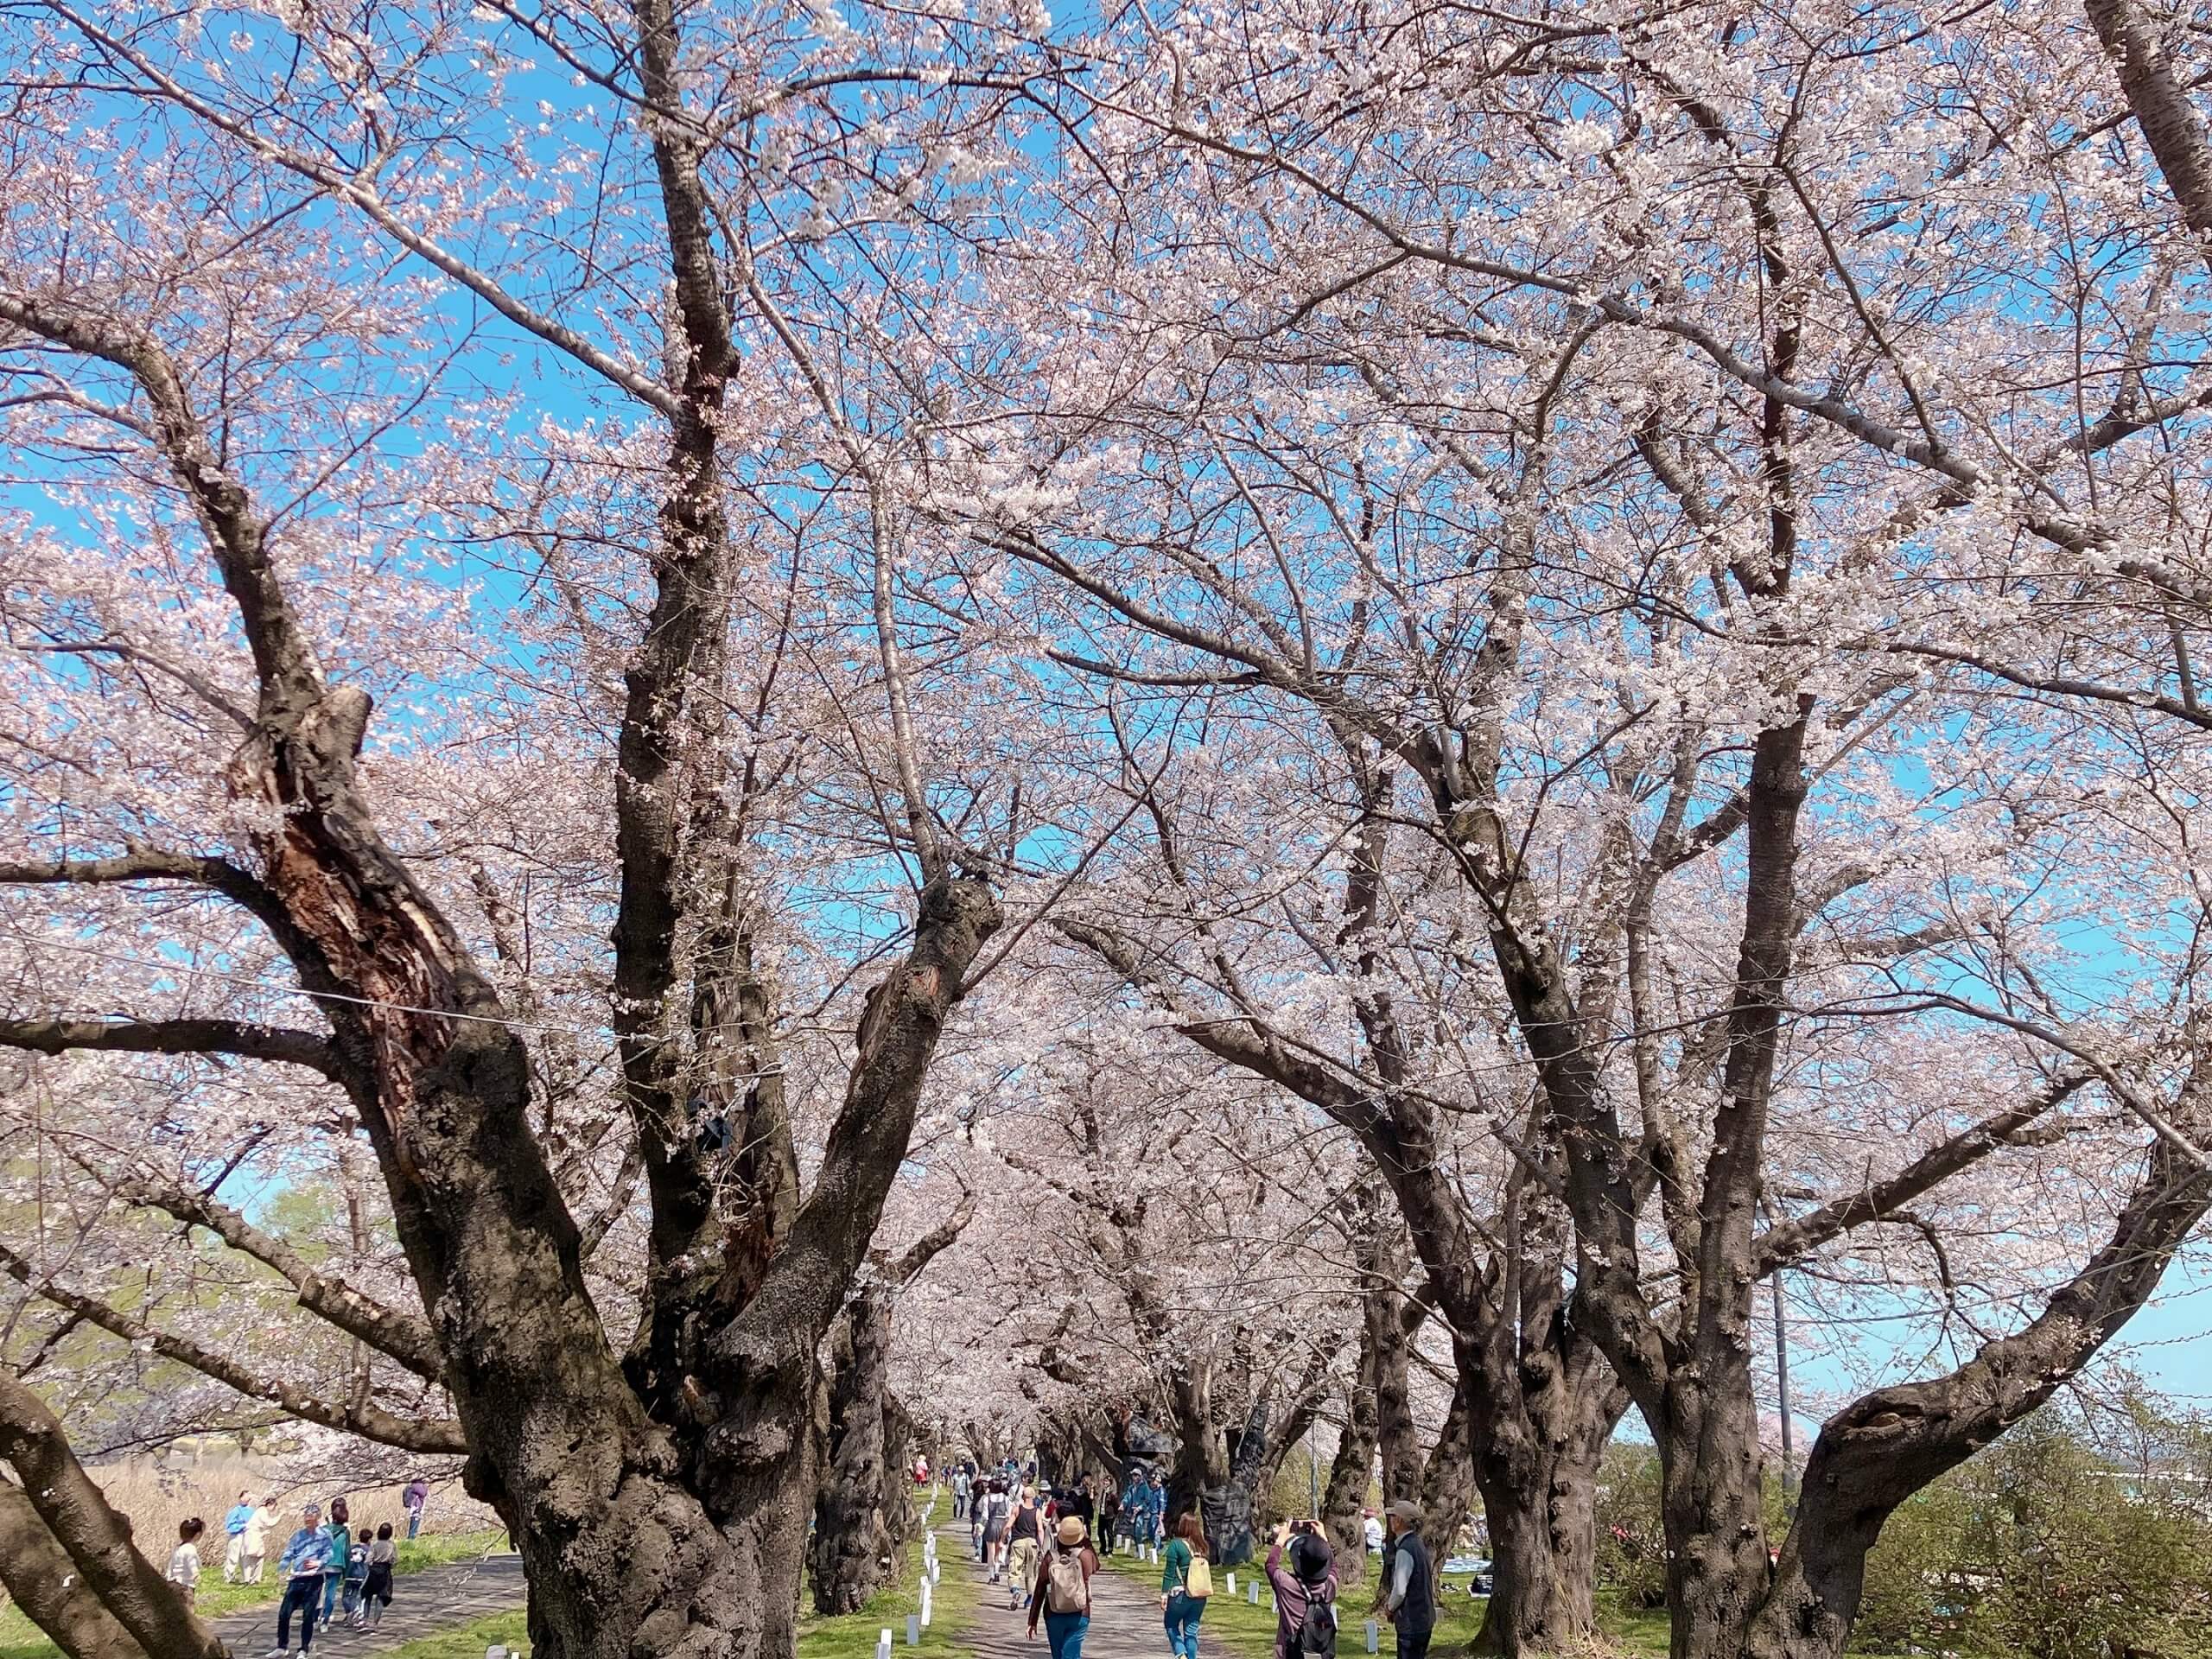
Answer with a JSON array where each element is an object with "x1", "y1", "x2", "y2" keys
[
  {"x1": 109, "y1": 1174, "x2": 446, "y2": 1381},
  {"x1": 0, "y1": 1243, "x2": 467, "y2": 1454},
  {"x1": 0, "y1": 1018, "x2": 340, "y2": 1079},
  {"x1": 1752, "y1": 1074, "x2": 2088, "y2": 1275},
  {"x1": 0, "y1": 1365, "x2": 227, "y2": 1659},
  {"x1": 0, "y1": 1478, "x2": 152, "y2": 1659}
]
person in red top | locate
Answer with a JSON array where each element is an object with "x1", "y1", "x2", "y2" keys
[{"x1": 1027, "y1": 1515, "x2": 1100, "y2": 1659}]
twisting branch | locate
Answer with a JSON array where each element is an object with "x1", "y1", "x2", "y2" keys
[
  {"x1": 0, "y1": 1363, "x2": 227, "y2": 1659},
  {"x1": 0, "y1": 1243, "x2": 467, "y2": 1453},
  {"x1": 107, "y1": 1173, "x2": 446, "y2": 1381},
  {"x1": 1753, "y1": 1074, "x2": 2088, "y2": 1275},
  {"x1": 0, "y1": 1018, "x2": 341, "y2": 1079}
]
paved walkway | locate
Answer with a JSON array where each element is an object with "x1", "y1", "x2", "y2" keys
[
  {"x1": 215, "y1": 1554, "x2": 526, "y2": 1656},
  {"x1": 941, "y1": 1513, "x2": 1230, "y2": 1659}
]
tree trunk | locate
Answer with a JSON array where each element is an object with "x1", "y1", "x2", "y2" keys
[
  {"x1": 1416, "y1": 1373, "x2": 1476, "y2": 1543},
  {"x1": 0, "y1": 1479, "x2": 153, "y2": 1659},
  {"x1": 810, "y1": 1292, "x2": 894, "y2": 1615},
  {"x1": 1322, "y1": 1340, "x2": 1381, "y2": 1582},
  {"x1": 1467, "y1": 1346, "x2": 1617, "y2": 1658},
  {"x1": 883, "y1": 1390, "x2": 918, "y2": 1557},
  {"x1": 0, "y1": 1369, "x2": 225, "y2": 1659}
]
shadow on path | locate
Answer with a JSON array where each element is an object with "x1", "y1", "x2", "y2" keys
[
  {"x1": 937, "y1": 1516, "x2": 1230, "y2": 1659},
  {"x1": 215, "y1": 1554, "x2": 527, "y2": 1656}
]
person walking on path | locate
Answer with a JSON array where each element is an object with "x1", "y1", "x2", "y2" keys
[
  {"x1": 1027, "y1": 1515, "x2": 1099, "y2": 1659},
  {"x1": 1265, "y1": 1522, "x2": 1338, "y2": 1659},
  {"x1": 402, "y1": 1478, "x2": 429, "y2": 1541},
  {"x1": 222, "y1": 1491, "x2": 255, "y2": 1582},
  {"x1": 1377, "y1": 1502, "x2": 1434, "y2": 1659},
  {"x1": 1158, "y1": 1510, "x2": 1211, "y2": 1659},
  {"x1": 242, "y1": 1497, "x2": 276, "y2": 1584},
  {"x1": 267, "y1": 1501, "x2": 331, "y2": 1658},
  {"x1": 1005, "y1": 1485, "x2": 1047, "y2": 1611},
  {"x1": 982, "y1": 1478, "x2": 1013, "y2": 1581},
  {"x1": 357, "y1": 1523, "x2": 397, "y2": 1630},
  {"x1": 953, "y1": 1468, "x2": 972, "y2": 1520},
  {"x1": 317, "y1": 1499, "x2": 352, "y2": 1634}
]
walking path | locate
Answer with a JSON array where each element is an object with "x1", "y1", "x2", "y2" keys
[
  {"x1": 939, "y1": 1513, "x2": 1230, "y2": 1659},
  {"x1": 215, "y1": 1554, "x2": 526, "y2": 1656}
]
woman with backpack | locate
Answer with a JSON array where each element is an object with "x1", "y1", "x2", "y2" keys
[
  {"x1": 981, "y1": 1479, "x2": 1013, "y2": 1582},
  {"x1": 1157, "y1": 1511, "x2": 1211, "y2": 1659},
  {"x1": 1027, "y1": 1515, "x2": 1099, "y2": 1659},
  {"x1": 1264, "y1": 1519, "x2": 1339, "y2": 1659}
]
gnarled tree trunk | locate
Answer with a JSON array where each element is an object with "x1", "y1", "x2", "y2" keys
[{"x1": 810, "y1": 1288, "x2": 896, "y2": 1615}]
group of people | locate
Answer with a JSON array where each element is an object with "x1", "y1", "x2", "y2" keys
[
  {"x1": 156, "y1": 1480, "x2": 435, "y2": 1656},
  {"x1": 953, "y1": 1464, "x2": 1168, "y2": 1560},
  {"x1": 1250, "y1": 1500, "x2": 1437, "y2": 1659},
  {"x1": 947, "y1": 1459, "x2": 1437, "y2": 1659},
  {"x1": 259, "y1": 1497, "x2": 403, "y2": 1655}
]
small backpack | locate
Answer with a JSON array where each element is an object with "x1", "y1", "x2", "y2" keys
[
  {"x1": 1046, "y1": 1547, "x2": 1090, "y2": 1614},
  {"x1": 1182, "y1": 1553, "x2": 1213, "y2": 1599},
  {"x1": 1300, "y1": 1593, "x2": 1338, "y2": 1658}
]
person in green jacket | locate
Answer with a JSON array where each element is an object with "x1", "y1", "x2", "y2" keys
[
  {"x1": 1158, "y1": 1511, "x2": 1209, "y2": 1659},
  {"x1": 317, "y1": 1499, "x2": 352, "y2": 1634}
]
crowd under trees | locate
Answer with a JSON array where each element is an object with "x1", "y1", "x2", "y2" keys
[{"x1": 3, "y1": 1, "x2": 2212, "y2": 1658}]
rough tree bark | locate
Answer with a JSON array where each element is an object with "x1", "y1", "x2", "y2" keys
[
  {"x1": 0, "y1": 1369, "x2": 225, "y2": 1659},
  {"x1": 1320, "y1": 1325, "x2": 1382, "y2": 1581},
  {"x1": 0, "y1": 132, "x2": 1001, "y2": 1659},
  {"x1": 811, "y1": 1198, "x2": 974, "y2": 1613},
  {"x1": 0, "y1": 1478, "x2": 155, "y2": 1659}
]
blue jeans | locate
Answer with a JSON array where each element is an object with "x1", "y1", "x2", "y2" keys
[
  {"x1": 321, "y1": 1570, "x2": 341, "y2": 1626},
  {"x1": 1165, "y1": 1594, "x2": 1203, "y2": 1659},
  {"x1": 406, "y1": 1509, "x2": 423, "y2": 1541},
  {"x1": 1045, "y1": 1611, "x2": 1090, "y2": 1659},
  {"x1": 277, "y1": 1575, "x2": 322, "y2": 1652}
]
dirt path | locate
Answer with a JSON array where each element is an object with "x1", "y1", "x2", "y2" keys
[
  {"x1": 216, "y1": 1554, "x2": 526, "y2": 1656},
  {"x1": 939, "y1": 1514, "x2": 1235, "y2": 1659}
]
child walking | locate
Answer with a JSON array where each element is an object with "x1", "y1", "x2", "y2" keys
[
  {"x1": 167, "y1": 1518, "x2": 206, "y2": 1609},
  {"x1": 356, "y1": 1524, "x2": 397, "y2": 1629},
  {"x1": 341, "y1": 1528, "x2": 371, "y2": 1623}
]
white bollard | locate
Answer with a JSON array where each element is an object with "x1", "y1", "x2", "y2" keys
[
  {"x1": 878, "y1": 1630, "x2": 893, "y2": 1659},
  {"x1": 921, "y1": 1580, "x2": 933, "y2": 1627},
  {"x1": 487, "y1": 1648, "x2": 508, "y2": 1659},
  {"x1": 1225, "y1": 1573, "x2": 1236, "y2": 1596},
  {"x1": 930, "y1": 1560, "x2": 941, "y2": 1585},
  {"x1": 1248, "y1": 1580, "x2": 1260, "y2": 1605},
  {"x1": 1364, "y1": 1621, "x2": 1379, "y2": 1654}
]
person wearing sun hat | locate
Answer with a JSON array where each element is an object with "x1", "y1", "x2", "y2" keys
[{"x1": 1027, "y1": 1513, "x2": 1101, "y2": 1659}]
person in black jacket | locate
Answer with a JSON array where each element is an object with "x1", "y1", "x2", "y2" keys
[{"x1": 1379, "y1": 1501, "x2": 1435, "y2": 1659}]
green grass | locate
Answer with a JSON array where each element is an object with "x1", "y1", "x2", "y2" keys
[
  {"x1": 0, "y1": 1530, "x2": 510, "y2": 1659},
  {"x1": 381, "y1": 1609, "x2": 532, "y2": 1659},
  {"x1": 1103, "y1": 1548, "x2": 1676, "y2": 1659},
  {"x1": 799, "y1": 1505, "x2": 975, "y2": 1659}
]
